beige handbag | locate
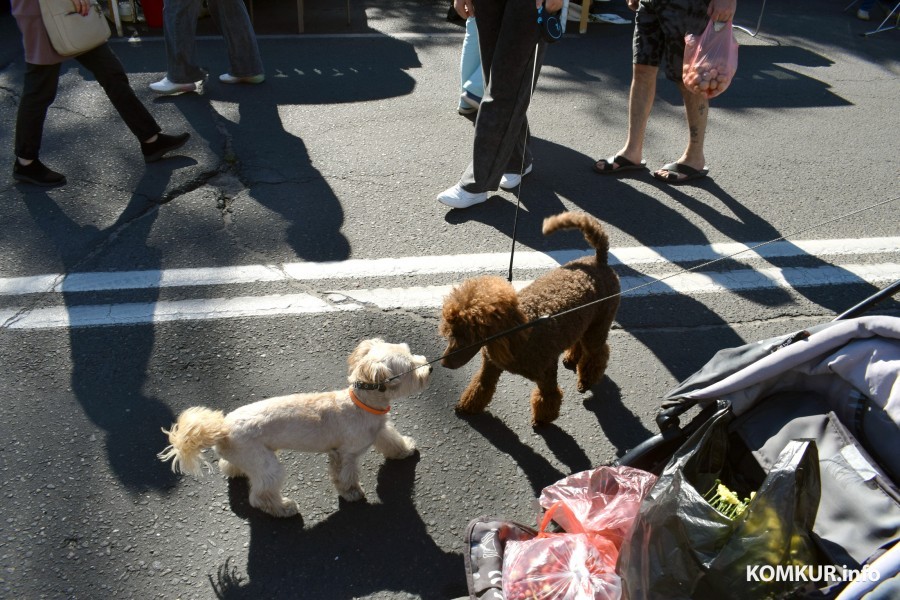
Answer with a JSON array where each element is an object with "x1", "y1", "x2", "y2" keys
[{"x1": 39, "y1": 0, "x2": 111, "y2": 57}]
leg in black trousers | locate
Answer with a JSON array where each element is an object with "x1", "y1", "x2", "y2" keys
[
  {"x1": 14, "y1": 62, "x2": 62, "y2": 161},
  {"x1": 460, "y1": 0, "x2": 546, "y2": 193},
  {"x1": 75, "y1": 43, "x2": 161, "y2": 143}
]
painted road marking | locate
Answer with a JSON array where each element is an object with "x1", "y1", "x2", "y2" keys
[
  {"x1": 2, "y1": 262, "x2": 898, "y2": 329},
  {"x1": 1, "y1": 237, "x2": 897, "y2": 296}
]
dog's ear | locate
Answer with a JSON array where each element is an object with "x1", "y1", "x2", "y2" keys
[
  {"x1": 348, "y1": 338, "x2": 384, "y2": 369},
  {"x1": 445, "y1": 276, "x2": 523, "y2": 339}
]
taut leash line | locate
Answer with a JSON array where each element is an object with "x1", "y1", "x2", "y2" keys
[{"x1": 382, "y1": 195, "x2": 900, "y2": 385}]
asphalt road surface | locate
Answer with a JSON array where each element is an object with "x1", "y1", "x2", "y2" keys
[{"x1": 1, "y1": 0, "x2": 898, "y2": 598}]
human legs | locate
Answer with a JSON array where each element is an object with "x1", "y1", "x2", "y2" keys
[
  {"x1": 461, "y1": 0, "x2": 544, "y2": 193},
  {"x1": 14, "y1": 62, "x2": 61, "y2": 162},
  {"x1": 594, "y1": 0, "x2": 664, "y2": 174},
  {"x1": 651, "y1": 81, "x2": 708, "y2": 181},
  {"x1": 460, "y1": 16, "x2": 484, "y2": 99},
  {"x1": 651, "y1": 0, "x2": 711, "y2": 182},
  {"x1": 594, "y1": 62, "x2": 657, "y2": 173},
  {"x1": 76, "y1": 44, "x2": 190, "y2": 162},
  {"x1": 161, "y1": 0, "x2": 206, "y2": 84},
  {"x1": 12, "y1": 62, "x2": 66, "y2": 185},
  {"x1": 208, "y1": 0, "x2": 264, "y2": 79},
  {"x1": 76, "y1": 44, "x2": 161, "y2": 142}
]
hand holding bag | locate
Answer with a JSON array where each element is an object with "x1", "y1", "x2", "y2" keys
[{"x1": 39, "y1": 0, "x2": 111, "y2": 57}]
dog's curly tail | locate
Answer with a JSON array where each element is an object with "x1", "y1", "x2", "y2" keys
[
  {"x1": 157, "y1": 407, "x2": 229, "y2": 476},
  {"x1": 542, "y1": 211, "x2": 610, "y2": 263}
]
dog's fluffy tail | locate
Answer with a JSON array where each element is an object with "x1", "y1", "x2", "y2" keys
[
  {"x1": 157, "y1": 407, "x2": 229, "y2": 476},
  {"x1": 542, "y1": 211, "x2": 610, "y2": 263}
]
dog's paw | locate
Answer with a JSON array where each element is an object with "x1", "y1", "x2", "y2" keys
[
  {"x1": 340, "y1": 486, "x2": 366, "y2": 502},
  {"x1": 392, "y1": 436, "x2": 417, "y2": 459},
  {"x1": 261, "y1": 498, "x2": 301, "y2": 518},
  {"x1": 454, "y1": 402, "x2": 484, "y2": 415}
]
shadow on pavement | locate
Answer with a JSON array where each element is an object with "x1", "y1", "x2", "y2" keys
[
  {"x1": 151, "y1": 36, "x2": 421, "y2": 262},
  {"x1": 213, "y1": 454, "x2": 466, "y2": 599},
  {"x1": 23, "y1": 164, "x2": 185, "y2": 492}
]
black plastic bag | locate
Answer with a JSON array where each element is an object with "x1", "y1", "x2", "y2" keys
[{"x1": 617, "y1": 406, "x2": 822, "y2": 600}]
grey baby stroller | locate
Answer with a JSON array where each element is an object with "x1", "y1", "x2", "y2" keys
[
  {"x1": 616, "y1": 316, "x2": 900, "y2": 598},
  {"x1": 462, "y1": 282, "x2": 900, "y2": 600}
]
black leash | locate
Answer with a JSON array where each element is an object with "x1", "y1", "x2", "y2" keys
[{"x1": 507, "y1": 41, "x2": 542, "y2": 283}]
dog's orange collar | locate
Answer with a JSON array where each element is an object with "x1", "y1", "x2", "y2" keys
[{"x1": 349, "y1": 387, "x2": 390, "y2": 415}]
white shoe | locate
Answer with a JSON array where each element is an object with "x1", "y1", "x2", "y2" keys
[
  {"x1": 437, "y1": 184, "x2": 488, "y2": 209},
  {"x1": 856, "y1": 8, "x2": 870, "y2": 20},
  {"x1": 149, "y1": 77, "x2": 200, "y2": 95},
  {"x1": 219, "y1": 73, "x2": 265, "y2": 84},
  {"x1": 499, "y1": 163, "x2": 533, "y2": 190}
]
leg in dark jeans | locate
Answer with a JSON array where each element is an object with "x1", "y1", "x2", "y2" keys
[
  {"x1": 14, "y1": 62, "x2": 62, "y2": 161},
  {"x1": 75, "y1": 43, "x2": 161, "y2": 143},
  {"x1": 460, "y1": 0, "x2": 545, "y2": 193}
]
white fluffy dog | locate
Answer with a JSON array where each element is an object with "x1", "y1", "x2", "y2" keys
[{"x1": 157, "y1": 338, "x2": 432, "y2": 518}]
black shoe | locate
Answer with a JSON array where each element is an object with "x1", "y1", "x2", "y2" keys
[
  {"x1": 141, "y1": 132, "x2": 191, "y2": 163},
  {"x1": 12, "y1": 159, "x2": 67, "y2": 186}
]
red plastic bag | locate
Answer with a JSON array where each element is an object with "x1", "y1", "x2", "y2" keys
[
  {"x1": 682, "y1": 19, "x2": 739, "y2": 99},
  {"x1": 502, "y1": 502, "x2": 622, "y2": 600},
  {"x1": 539, "y1": 466, "x2": 658, "y2": 550}
]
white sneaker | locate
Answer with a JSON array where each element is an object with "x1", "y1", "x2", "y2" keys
[
  {"x1": 437, "y1": 184, "x2": 488, "y2": 209},
  {"x1": 856, "y1": 8, "x2": 870, "y2": 20},
  {"x1": 149, "y1": 77, "x2": 200, "y2": 95},
  {"x1": 219, "y1": 73, "x2": 265, "y2": 84},
  {"x1": 499, "y1": 163, "x2": 533, "y2": 190}
]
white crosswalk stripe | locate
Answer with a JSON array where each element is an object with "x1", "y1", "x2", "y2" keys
[{"x1": 1, "y1": 238, "x2": 898, "y2": 329}]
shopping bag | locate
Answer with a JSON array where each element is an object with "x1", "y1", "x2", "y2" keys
[
  {"x1": 682, "y1": 19, "x2": 738, "y2": 99},
  {"x1": 502, "y1": 502, "x2": 622, "y2": 600},
  {"x1": 539, "y1": 465, "x2": 657, "y2": 550},
  {"x1": 617, "y1": 406, "x2": 822, "y2": 600}
]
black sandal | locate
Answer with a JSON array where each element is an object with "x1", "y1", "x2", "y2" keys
[
  {"x1": 593, "y1": 154, "x2": 647, "y2": 175},
  {"x1": 652, "y1": 162, "x2": 709, "y2": 184}
]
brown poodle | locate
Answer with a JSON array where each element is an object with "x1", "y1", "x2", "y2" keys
[{"x1": 439, "y1": 211, "x2": 620, "y2": 426}]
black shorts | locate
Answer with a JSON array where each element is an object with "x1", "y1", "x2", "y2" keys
[{"x1": 633, "y1": 0, "x2": 710, "y2": 82}]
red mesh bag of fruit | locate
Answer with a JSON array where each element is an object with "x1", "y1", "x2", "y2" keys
[
  {"x1": 501, "y1": 502, "x2": 622, "y2": 600},
  {"x1": 683, "y1": 19, "x2": 739, "y2": 99}
]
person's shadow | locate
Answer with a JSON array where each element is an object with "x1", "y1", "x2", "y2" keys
[
  {"x1": 23, "y1": 160, "x2": 195, "y2": 491},
  {"x1": 209, "y1": 453, "x2": 466, "y2": 599},
  {"x1": 150, "y1": 35, "x2": 422, "y2": 262}
]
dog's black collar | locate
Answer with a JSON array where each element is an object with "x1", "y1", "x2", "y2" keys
[{"x1": 352, "y1": 381, "x2": 386, "y2": 392}]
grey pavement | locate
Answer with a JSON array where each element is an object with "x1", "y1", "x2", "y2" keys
[{"x1": 0, "y1": 1, "x2": 898, "y2": 599}]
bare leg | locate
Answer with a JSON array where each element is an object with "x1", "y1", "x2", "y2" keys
[
  {"x1": 374, "y1": 422, "x2": 417, "y2": 459},
  {"x1": 597, "y1": 63, "x2": 658, "y2": 169},
  {"x1": 654, "y1": 83, "x2": 709, "y2": 180},
  {"x1": 456, "y1": 353, "x2": 504, "y2": 414}
]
